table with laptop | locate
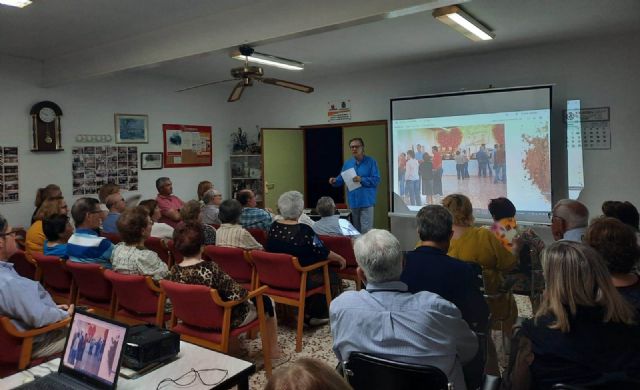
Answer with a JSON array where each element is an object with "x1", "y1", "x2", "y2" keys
[{"x1": 1, "y1": 311, "x2": 255, "y2": 390}]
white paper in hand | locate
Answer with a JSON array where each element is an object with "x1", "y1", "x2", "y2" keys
[{"x1": 341, "y1": 168, "x2": 361, "y2": 192}]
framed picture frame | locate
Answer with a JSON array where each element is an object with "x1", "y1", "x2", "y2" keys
[
  {"x1": 114, "y1": 114, "x2": 149, "y2": 144},
  {"x1": 140, "y1": 152, "x2": 163, "y2": 170}
]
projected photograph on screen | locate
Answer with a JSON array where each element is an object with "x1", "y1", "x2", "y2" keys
[{"x1": 391, "y1": 86, "x2": 552, "y2": 222}]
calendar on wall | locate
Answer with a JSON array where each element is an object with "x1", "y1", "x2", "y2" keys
[{"x1": 565, "y1": 107, "x2": 610, "y2": 150}]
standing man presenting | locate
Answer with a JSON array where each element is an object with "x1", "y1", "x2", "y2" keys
[{"x1": 329, "y1": 137, "x2": 380, "y2": 234}]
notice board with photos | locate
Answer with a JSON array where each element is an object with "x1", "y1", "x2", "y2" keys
[{"x1": 163, "y1": 124, "x2": 212, "y2": 168}]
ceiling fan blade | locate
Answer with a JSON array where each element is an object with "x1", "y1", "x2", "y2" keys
[
  {"x1": 260, "y1": 78, "x2": 314, "y2": 93},
  {"x1": 228, "y1": 81, "x2": 246, "y2": 102},
  {"x1": 176, "y1": 78, "x2": 237, "y2": 92}
]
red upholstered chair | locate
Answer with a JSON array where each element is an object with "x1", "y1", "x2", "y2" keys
[
  {"x1": 65, "y1": 262, "x2": 115, "y2": 317},
  {"x1": 166, "y1": 240, "x2": 184, "y2": 265},
  {"x1": 159, "y1": 280, "x2": 273, "y2": 377},
  {"x1": 319, "y1": 235, "x2": 362, "y2": 290},
  {"x1": 335, "y1": 203, "x2": 348, "y2": 210},
  {"x1": 8, "y1": 249, "x2": 37, "y2": 280},
  {"x1": 104, "y1": 270, "x2": 167, "y2": 327},
  {"x1": 203, "y1": 246, "x2": 256, "y2": 290},
  {"x1": 247, "y1": 228, "x2": 267, "y2": 247},
  {"x1": 32, "y1": 253, "x2": 75, "y2": 305},
  {"x1": 211, "y1": 224, "x2": 221, "y2": 229},
  {"x1": 248, "y1": 250, "x2": 332, "y2": 352},
  {"x1": 100, "y1": 232, "x2": 121, "y2": 244},
  {"x1": 145, "y1": 237, "x2": 172, "y2": 267},
  {"x1": 0, "y1": 316, "x2": 71, "y2": 378}
]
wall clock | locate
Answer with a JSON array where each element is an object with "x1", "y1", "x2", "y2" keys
[{"x1": 30, "y1": 101, "x2": 63, "y2": 152}]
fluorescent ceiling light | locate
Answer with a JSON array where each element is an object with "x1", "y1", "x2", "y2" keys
[
  {"x1": 0, "y1": 0, "x2": 32, "y2": 7},
  {"x1": 433, "y1": 5, "x2": 494, "y2": 41},
  {"x1": 231, "y1": 50, "x2": 304, "y2": 71}
]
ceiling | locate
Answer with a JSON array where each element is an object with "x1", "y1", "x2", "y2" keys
[{"x1": 2, "y1": 0, "x2": 639, "y2": 90}]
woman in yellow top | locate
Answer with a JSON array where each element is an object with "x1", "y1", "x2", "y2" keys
[
  {"x1": 25, "y1": 197, "x2": 69, "y2": 260},
  {"x1": 442, "y1": 194, "x2": 518, "y2": 332}
]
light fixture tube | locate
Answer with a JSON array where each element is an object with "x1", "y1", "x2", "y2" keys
[
  {"x1": 0, "y1": 0, "x2": 32, "y2": 7},
  {"x1": 231, "y1": 51, "x2": 304, "y2": 71},
  {"x1": 433, "y1": 5, "x2": 494, "y2": 41}
]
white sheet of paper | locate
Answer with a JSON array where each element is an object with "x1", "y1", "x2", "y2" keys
[{"x1": 341, "y1": 168, "x2": 361, "y2": 192}]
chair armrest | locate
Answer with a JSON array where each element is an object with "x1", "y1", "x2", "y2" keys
[
  {"x1": 294, "y1": 259, "x2": 330, "y2": 273},
  {"x1": 210, "y1": 285, "x2": 268, "y2": 307},
  {"x1": 0, "y1": 316, "x2": 71, "y2": 339},
  {"x1": 145, "y1": 276, "x2": 163, "y2": 293}
]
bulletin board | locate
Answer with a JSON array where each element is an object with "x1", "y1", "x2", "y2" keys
[
  {"x1": 0, "y1": 146, "x2": 19, "y2": 203},
  {"x1": 162, "y1": 124, "x2": 212, "y2": 168},
  {"x1": 72, "y1": 146, "x2": 138, "y2": 195}
]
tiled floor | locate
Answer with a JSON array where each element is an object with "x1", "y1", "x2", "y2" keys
[{"x1": 235, "y1": 286, "x2": 535, "y2": 389}]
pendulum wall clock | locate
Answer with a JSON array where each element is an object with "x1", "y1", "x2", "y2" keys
[{"x1": 30, "y1": 100, "x2": 64, "y2": 152}]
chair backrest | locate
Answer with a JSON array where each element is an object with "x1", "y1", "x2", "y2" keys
[
  {"x1": 246, "y1": 228, "x2": 267, "y2": 246},
  {"x1": 249, "y1": 250, "x2": 302, "y2": 290},
  {"x1": 203, "y1": 246, "x2": 252, "y2": 283},
  {"x1": 104, "y1": 270, "x2": 159, "y2": 315},
  {"x1": 159, "y1": 280, "x2": 224, "y2": 329},
  {"x1": 144, "y1": 237, "x2": 170, "y2": 265},
  {"x1": 65, "y1": 262, "x2": 112, "y2": 302},
  {"x1": 166, "y1": 240, "x2": 184, "y2": 264},
  {"x1": 8, "y1": 249, "x2": 36, "y2": 280},
  {"x1": 343, "y1": 352, "x2": 450, "y2": 390},
  {"x1": 319, "y1": 235, "x2": 357, "y2": 267},
  {"x1": 31, "y1": 253, "x2": 72, "y2": 292},
  {"x1": 100, "y1": 232, "x2": 121, "y2": 244}
]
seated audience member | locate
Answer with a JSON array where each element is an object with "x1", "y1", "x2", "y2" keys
[
  {"x1": 215, "y1": 199, "x2": 263, "y2": 250},
  {"x1": 602, "y1": 200, "x2": 640, "y2": 243},
  {"x1": 98, "y1": 183, "x2": 120, "y2": 217},
  {"x1": 237, "y1": 189, "x2": 273, "y2": 231},
  {"x1": 402, "y1": 205, "x2": 489, "y2": 330},
  {"x1": 179, "y1": 200, "x2": 216, "y2": 245},
  {"x1": 168, "y1": 223, "x2": 285, "y2": 363},
  {"x1": 112, "y1": 207, "x2": 168, "y2": 281},
  {"x1": 0, "y1": 213, "x2": 73, "y2": 359},
  {"x1": 312, "y1": 196, "x2": 360, "y2": 237},
  {"x1": 197, "y1": 180, "x2": 213, "y2": 204},
  {"x1": 266, "y1": 191, "x2": 346, "y2": 325},
  {"x1": 504, "y1": 241, "x2": 640, "y2": 389},
  {"x1": 330, "y1": 229, "x2": 478, "y2": 390},
  {"x1": 138, "y1": 199, "x2": 174, "y2": 239},
  {"x1": 488, "y1": 197, "x2": 545, "y2": 292},
  {"x1": 42, "y1": 214, "x2": 74, "y2": 259},
  {"x1": 26, "y1": 196, "x2": 69, "y2": 260},
  {"x1": 31, "y1": 184, "x2": 62, "y2": 224},
  {"x1": 201, "y1": 189, "x2": 223, "y2": 225},
  {"x1": 442, "y1": 194, "x2": 517, "y2": 333},
  {"x1": 264, "y1": 357, "x2": 351, "y2": 390},
  {"x1": 586, "y1": 217, "x2": 640, "y2": 309},
  {"x1": 551, "y1": 199, "x2": 589, "y2": 242},
  {"x1": 67, "y1": 197, "x2": 113, "y2": 268},
  {"x1": 102, "y1": 192, "x2": 126, "y2": 234},
  {"x1": 155, "y1": 177, "x2": 184, "y2": 228}
]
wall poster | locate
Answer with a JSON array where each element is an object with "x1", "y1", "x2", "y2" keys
[
  {"x1": 72, "y1": 146, "x2": 138, "y2": 195},
  {"x1": 162, "y1": 124, "x2": 212, "y2": 168},
  {"x1": 0, "y1": 146, "x2": 19, "y2": 203}
]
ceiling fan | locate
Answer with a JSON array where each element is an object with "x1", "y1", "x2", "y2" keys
[{"x1": 176, "y1": 45, "x2": 314, "y2": 102}]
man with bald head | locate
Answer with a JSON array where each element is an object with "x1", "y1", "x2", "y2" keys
[{"x1": 551, "y1": 199, "x2": 589, "y2": 241}]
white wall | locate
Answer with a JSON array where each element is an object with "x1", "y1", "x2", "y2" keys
[
  {"x1": 0, "y1": 55, "x2": 248, "y2": 228},
  {"x1": 2, "y1": 31, "x2": 639, "y2": 238}
]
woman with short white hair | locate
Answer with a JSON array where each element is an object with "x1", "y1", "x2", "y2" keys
[
  {"x1": 266, "y1": 191, "x2": 346, "y2": 326},
  {"x1": 201, "y1": 189, "x2": 223, "y2": 225}
]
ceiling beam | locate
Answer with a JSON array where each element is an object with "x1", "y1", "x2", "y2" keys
[{"x1": 42, "y1": 0, "x2": 463, "y2": 87}]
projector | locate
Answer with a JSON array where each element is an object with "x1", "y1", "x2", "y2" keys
[{"x1": 122, "y1": 324, "x2": 180, "y2": 370}]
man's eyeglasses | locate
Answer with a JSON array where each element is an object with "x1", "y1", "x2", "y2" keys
[
  {"x1": 349, "y1": 144, "x2": 363, "y2": 149},
  {"x1": 0, "y1": 228, "x2": 20, "y2": 238}
]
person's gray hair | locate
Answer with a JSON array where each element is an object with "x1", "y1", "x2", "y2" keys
[
  {"x1": 71, "y1": 197, "x2": 100, "y2": 226},
  {"x1": 416, "y1": 205, "x2": 453, "y2": 242},
  {"x1": 277, "y1": 191, "x2": 305, "y2": 220},
  {"x1": 316, "y1": 196, "x2": 336, "y2": 217},
  {"x1": 554, "y1": 199, "x2": 589, "y2": 229},
  {"x1": 202, "y1": 189, "x2": 221, "y2": 204},
  {"x1": 155, "y1": 177, "x2": 170, "y2": 191},
  {"x1": 353, "y1": 229, "x2": 403, "y2": 283}
]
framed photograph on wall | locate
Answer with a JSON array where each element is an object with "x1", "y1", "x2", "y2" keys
[
  {"x1": 140, "y1": 152, "x2": 163, "y2": 170},
  {"x1": 115, "y1": 114, "x2": 149, "y2": 144}
]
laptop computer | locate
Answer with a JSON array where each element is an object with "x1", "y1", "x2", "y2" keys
[{"x1": 16, "y1": 310, "x2": 129, "y2": 390}]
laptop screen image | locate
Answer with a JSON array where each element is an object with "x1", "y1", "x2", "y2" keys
[{"x1": 60, "y1": 311, "x2": 128, "y2": 389}]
